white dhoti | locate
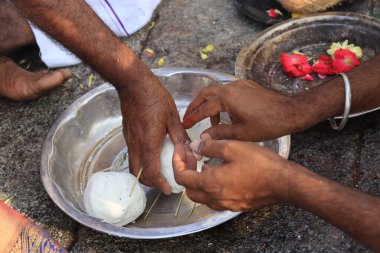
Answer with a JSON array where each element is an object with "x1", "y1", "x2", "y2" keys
[{"x1": 30, "y1": 0, "x2": 161, "y2": 68}]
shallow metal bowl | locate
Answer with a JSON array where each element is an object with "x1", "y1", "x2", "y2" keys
[
  {"x1": 235, "y1": 12, "x2": 380, "y2": 117},
  {"x1": 40, "y1": 68, "x2": 291, "y2": 238}
]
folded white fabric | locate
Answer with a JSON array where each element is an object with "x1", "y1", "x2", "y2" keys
[{"x1": 30, "y1": 0, "x2": 161, "y2": 68}]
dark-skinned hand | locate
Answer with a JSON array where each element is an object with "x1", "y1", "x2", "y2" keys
[
  {"x1": 119, "y1": 64, "x2": 189, "y2": 194},
  {"x1": 173, "y1": 134, "x2": 287, "y2": 211},
  {"x1": 182, "y1": 80, "x2": 301, "y2": 142}
]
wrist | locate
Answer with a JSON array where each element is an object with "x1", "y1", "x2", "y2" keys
[
  {"x1": 261, "y1": 158, "x2": 300, "y2": 205},
  {"x1": 114, "y1": 55, "x2": 163, "y2": 100},
  {"x1": 275, "y1": 160, "x2": 327, "y2": 208},
  {"x1": 290, "y1": 77, "x2": 346, "y2": 131},
  {"x1": 110, "y1": 47, "x2": 144, "y2": 92},
  {"x1": 268, "y1": 159, "x2": 294, "y2": 204}
]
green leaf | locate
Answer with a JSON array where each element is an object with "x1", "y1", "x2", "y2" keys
[{"x1": 372, "y1": 14, "x2": 380, "y2": 20}]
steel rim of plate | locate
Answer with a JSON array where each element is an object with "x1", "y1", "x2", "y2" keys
[{"x1": 40, "y1": 68, "x2": 291, "y2": 238}]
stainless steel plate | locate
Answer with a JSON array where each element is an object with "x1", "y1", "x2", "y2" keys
[
  {"x1": 40, "y1": 68, "x2": 291, "y2": 239},
  {"x1": 235, "y1": 12, "x2": 380, "y2": 117}
]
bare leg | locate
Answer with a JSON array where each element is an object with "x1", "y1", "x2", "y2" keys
[{"x1": 0, "y1": 1, "x2": 71, "y2": 101}]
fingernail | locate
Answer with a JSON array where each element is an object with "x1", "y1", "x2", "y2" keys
[
  {"x1": 163, "y1": 188, "x2": 171, "y2": 195},
  {"x1": 200, "y1": 133, "x2": 211, "y2": 141},
  {"x1": 192, "y1": 150, "x2": 203, "y2": 161},
  {"x1": 189, "y1": 140, "x2": 201, "y2": 152}
]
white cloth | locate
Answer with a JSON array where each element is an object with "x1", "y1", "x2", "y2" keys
[{"x1": 30, "y1": 0, "x2": 161, "y2": 68}]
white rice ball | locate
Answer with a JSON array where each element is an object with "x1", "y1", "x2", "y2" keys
[
  {"x1": 160, "y1": 137, "x2": 185, "y2": 194},
  {"x1": 83, "y1": 172, "x2": 146, "y2": 226},
  {"x1": 160, "y1": 108, "x2": 212, "y2": 193}
]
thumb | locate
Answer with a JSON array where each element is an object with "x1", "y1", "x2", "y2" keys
[
  {"x1": 202, "y1": 124, "x2": 238, "y2": 140},
  {"x1": 173, "y1": 143, "x2": 202, "y2": 188},
  {"x1": 197, "y1": 138, "x2": 234, "y2": 161}
]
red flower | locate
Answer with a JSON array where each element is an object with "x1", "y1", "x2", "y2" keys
[
  {"x1": 280, "y1": 53, "x2": 313, "y2": 77},
  {"x1": 302, "y1": 74, "x2": 314, "y2": 81},
  {"x1": 267, "y1": 8, "x2": 279, "y2": 18},
  {"x1": 312, "y1": 55, "x2": 335, "y2": 75},
  {"x1": 332, "y1": 49, "x2": 360, "y2": 73}
]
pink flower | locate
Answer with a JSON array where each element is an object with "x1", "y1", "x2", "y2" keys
[
  {"x1": 312, "y1": 55, "x2": 335, "y2": 75},
  {"x1": 302, "y1": 74, "x2": 314, "y2": 81},
  {"x1": 280, "y1": 53, "x2": 313, "y2": 77},
  {"x1": 332, "y1": 49, "x2": 360, "y2": 73}
]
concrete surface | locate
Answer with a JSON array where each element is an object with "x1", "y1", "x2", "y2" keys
[{"x1": 1, "y1": 0, "x2": 379, "y2": 252}]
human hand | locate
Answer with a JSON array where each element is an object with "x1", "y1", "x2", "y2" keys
[
  {"x1": 182, "y1": 80, "x2": 301, "y2": 142},
  {"x1": 118, "y1": 64, "x2": 189, "y2": 195},
  {"x1": 173, "y1": 134, "x2": 288, "y2": 211}
]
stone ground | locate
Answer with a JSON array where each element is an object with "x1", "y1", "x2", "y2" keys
[{"x1": 1, "y1": 0, "x2": 380, "y2": 252}]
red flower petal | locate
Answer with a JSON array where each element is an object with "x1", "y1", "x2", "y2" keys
[
  {"x1": 332, "y1": 49, "x2": 360, "y2": 73},
  {"x1": 268, "y1": 8, "x2": 279, "y2": 18},
  {"x1": 280, "y1": 53, "x2": 312, "y2": 77},
  {"x1": 302, "y1": 74, "x2": 314, "y2": 81},
  {"x1": 312, "y1": 55, "x2": 335, "y2": 75}
]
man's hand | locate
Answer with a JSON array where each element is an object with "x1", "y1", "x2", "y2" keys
[
  {"x1": 174, "y1": 135, "x2": 380, "y2": 252},
  {"x1": 9, "y1": 0, "x2": 191, "y2": 193},
  {"x1": 183, "y1": 55, "x2": 380, "y2": 143},
  {"x1": 182, "y1": 80, "x2": 299, "y2": 142},
  {"x1": 173, "y1": 134, "x2": 286, "y2": 211},
  {"x1": 119, "y1": 64, "x2": 188, "y2": 194}
]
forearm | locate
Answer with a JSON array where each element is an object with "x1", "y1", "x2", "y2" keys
[
  {"x1": 293, "y1": 54, "x2": 380, "y2": 131},
  {"x1": 10, "y1": 0, "x2": 147, "y2": 93},
  {"x1": 279, "y1": 162, "x2": 380, "y2": 251}
]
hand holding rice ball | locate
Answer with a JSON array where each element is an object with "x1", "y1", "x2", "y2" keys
[
  {"x1": 83, "y1": 108, "x2": 212, "y2": 225},
  {"x1": 160, "y1": 108, "x2": 211, "y2": 193}
]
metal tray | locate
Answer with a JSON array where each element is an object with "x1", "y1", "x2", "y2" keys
[
  {"x1": 235, "y1": 12, "x2": 380, "y2": 117},
  {"x1": 40, "y1": 68, "x2": 291, "y2": 239}
]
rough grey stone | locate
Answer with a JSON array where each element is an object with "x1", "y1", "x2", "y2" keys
[{"x1": 0, "y1": 0, "x2": 379, "y2": 252}]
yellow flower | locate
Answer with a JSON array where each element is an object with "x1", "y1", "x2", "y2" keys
[
  {"x1": 327, "y1": 40, "x2": 363, "y2": 59},
  {"x1": 200, "y1": 51, "x2": 208, "y2": 60},
  {"x1": 202, "y1": 44, "x2": 215, "y2": 53},
  {"x1": 157, "y1": 57, "x2": 165, "y2": 67}
]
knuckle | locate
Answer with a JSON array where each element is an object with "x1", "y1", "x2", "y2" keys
[
  {"x1": 202, "y1": 176, "x2": 218, "y2": 195},
  {"x1": 201, "y1": 139, "x2": 213, "y2": 152},
  {"x1": 221, "y1": 142, "x2": 234, "y2": 156},
  {"x1": 197, "y1": 105, "x2": 208, "y2": 117},
  {"x1": 232, "y1": 127, "x2": 245, "y2": 140},
  {"x1": 197, "y1": 176, "x2": 205, "y2": 189},
  {"x1": 216, "y1": 126, "x2": 224, "y2": 139},
  {"x1": 220, "y1": 87, "x2": 231, "y2": 99},
  {"x1": 199, "y1": 87, "x2": 207, "y2": 98},
  {"x1": 185, "y1": 191, "x2": 197, "y2": 201}
]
